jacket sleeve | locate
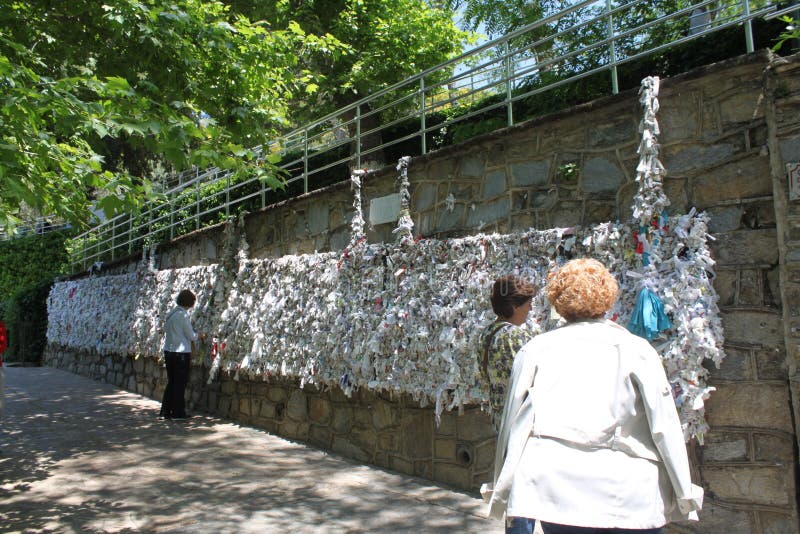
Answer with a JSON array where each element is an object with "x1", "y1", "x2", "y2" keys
[
  {"x1": 180, "y1": 311, "x2": 199, "y2": 344},
  {"x1": 482, "y1": 341, "x2": 538, "y2": 518},
  {"x1": 632, "y1": 342, "x2": 703, "y2": 517}
]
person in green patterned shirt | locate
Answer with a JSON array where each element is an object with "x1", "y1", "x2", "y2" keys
[
  {"x1": 478, "y1": 275, "x2": 538, "y2": 432},
  {"x1": 478, "y1": 275, "x2": 539, "y2": 534}
]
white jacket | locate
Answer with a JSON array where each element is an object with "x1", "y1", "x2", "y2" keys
[
  {"x1": 483, "y1": 319, "x2": 703, "y2": 528},
  {"x1": 163, "y1": 306, "x2": 198, "y2": 353}
]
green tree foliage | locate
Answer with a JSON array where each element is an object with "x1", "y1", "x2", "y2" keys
[
  {"x1": 227, "y1": 0, "x2": 472, "y2": 119},
  {"x1": 0, "y1": 231, "x2": 70, "y2": 299},
  {"x1": 0, "y1": 0, "x2": 344, "y2": 232},
  {"x1": 2, "y1": 280, "x2": 53, "y2": 364},
  {"x1": 0, "y1": 231, "x2": 71, "y2": 363}
]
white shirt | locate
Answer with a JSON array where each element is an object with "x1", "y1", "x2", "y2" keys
[
  {"x1": 484, "y1": 319, "x2": 703, "y2": 528},
  {"x1": 163, "y1": 306, "x2": 198, "y2": 353}
]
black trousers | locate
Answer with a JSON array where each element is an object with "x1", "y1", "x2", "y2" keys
[{"x1": 160, "y1": 351, "x2": 191, "y2": 418}]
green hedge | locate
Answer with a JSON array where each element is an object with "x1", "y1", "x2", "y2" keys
[
  {"x1": 2, "y1": 280, "x2": 53, "y2": 364},
  {"x1": 0, "y1": 230, "x2": 70, "y2": 364}
]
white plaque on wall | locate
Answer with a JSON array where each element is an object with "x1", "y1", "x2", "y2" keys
[
  {"x1": 369, "y1": 193, "x2": 401, "y2": 225},
  {"x1": 789, "y1": 162, "x2": 800, "y2": 201}
]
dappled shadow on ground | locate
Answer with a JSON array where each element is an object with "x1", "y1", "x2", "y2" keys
[{"x1": 0, "y1": 367, "x2": 495, "y2": 533}]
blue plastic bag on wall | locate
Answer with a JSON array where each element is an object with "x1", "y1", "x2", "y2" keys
[{"x1": 627, "y1": 287, "x2": 671, "y2": 340}]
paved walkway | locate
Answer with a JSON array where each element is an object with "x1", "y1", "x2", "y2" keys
[{"x1": 0, "y1": 367, "x2": 503, "y2": 533}]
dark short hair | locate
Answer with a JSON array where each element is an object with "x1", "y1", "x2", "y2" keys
[
  {"x1": 176, "y1": 289, "x2": 196, "y2": 308},
  {"x1": 490, "y1": 275, "x2": 538, "y2": 319}
]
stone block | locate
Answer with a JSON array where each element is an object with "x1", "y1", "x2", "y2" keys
[
  {"x1": 692, "y1": 156, "x2": 772, "y2": 209},
  {"x1": 372, "y1": 400, "x2": 397, "y2": 430},
  {"x1": 414, "y1": 460, "x2": 433, "y2": 480},
  {"x1": 412, "y1": 183, "x2": 438, "y2": 212},
  {"x1": 466, "y1": 198, "x2": 509, "y2": 228},
  {"x1": 702, "y1": 465, "x2": 792, "y2": 506},
  {"x1": 433, "y1": 463, "x2": 471, "y2": 490},
  {"x1": 474, "y1": 439, "x2": 497, "y2": 472},
  {"x1": 657, "y1": 90, "x2": 700, "y2": 143},
  {"x1": 720, "y1": 310, "x2": 782, "y2": 346},
  {"x1": 711, "y1": 229, "x2": 778, "y2": 266},
  {"x1": 584, "y1": 202, "x2": 615, "y2": 225},
  {"x1": 308, "y1": 424, "x2": 332, "y2": 449},
  {"x1": 701, "y1": 431, "x2": 749, "y2": 463},
  {"x1": 779, "y1": 135, "x2": 800, "y2": 164},
  {"x1": 764, "y1": 267, "x2": 780, "y2": 308},
  {"x1": 436, "y1": 411, "x2": 457, "y2": 437},
  {"x1": 510, "y1": 212, "x2": 535, "y2": 232},
  {"x1": 401, "y1": 410, "x2": 433, "y2": 459},
  {"x1": 540, "y1": 127, "x2": 584, "y2": 154},
  {"x1": 548, "y1": 202, "x2": 583, "y2": 228},
  {"x1": 239, "y1": 398, "x2": 252, "y2": 417},
  {"x1": 378, "y1": 431, "x2": 400, "y2": 453},
  {"x1": 267, "y1": 386, "x2": 287, "y2": 403},
  {"x1": 307, "y1": 204, "x2": 329, "y2": 235},
  {"x1": 529, "y1": 188, "x2": 558, "y2": 211},
  {"x1": 218, "y1": 397, "x2": 231, "y2": 417},
  {"x1": 354, "y1": 407, "x2": 373, "y2": 427},
  {"x1": 718, "y1": 90, "x2": 765, "y2": 126},
  {"x1": 259, "y1": 401, "x2": 275, "y2": 419},
  {"x1": 483, "y1": 170, "x2": 507, "y2": 199},
  {"x1": 351, "y1": 428, "x2": 377, "y2": 456},
  {"x1": 308, "y1": 397, "x2": 331, "y2": 424},
  {"x1": 705, "y1": 345, "x2": 752, "y2": 381},
  {"x1": 436, "y1": 204, "x2": 464, "y2": 232},
  {"x1": 705, "y1": 383, "x2": 793, "y2": 432},
  {"x1": 712, "y1": 269, "x2": 737, "y2": 307},
  {"x1": 753, "y1": 433, "x2": 794, "y2": 463},
  {"x1": 672, "y1": 501, "x2": 755, "y2": 533},
  {"x1": 426, "y1": 158, "x2": 457, "y2": 181},
  {"x1": 706, "y1": 206, "x2": 743, "y2": 233},
  {"x1": 434, "y1": 438, "x2": 457, "y2": 460},
  {"x1": 587, "y1": 116, "x2": 636, "y2": 148},
  {"x1": 755, "y1": 347, "x2": 787, "y2": 381},
  {"x1": 759, "y1": 511, "x2": 796, "y2": 534},
  {"x1": 511, "y1": 161, "x2": 549, "y2": 187},
  {"x1": 582, "y1": 157, "x2": 624, "y2": 193},
  {"x1": 455, "y1": 408, "x2": 495, "y2": 442},
  {"x1": 459, "y1": 154, "x2": 486, "y2": 178},
  {"x1": 286, "y1": 390, "x2": 308, "y2": 422},
  {"x1": 663, "y1": 143, "x2": 735, "y2": 175},
  {"x1": 279, "y1": 420, "x2": 310, "y2": 441},
  {"x1": 332, "y1": 406, "x2": 353, "y2": 433},
  {"x1": 487, "y1": 143, "x2": 506, "y2": 168},
  {"x1": 737, "y1": 269, "x2": 762, "y2": 306},
  {"x1": 388, "y1": 454, "x2": 414, "y2": 476}
]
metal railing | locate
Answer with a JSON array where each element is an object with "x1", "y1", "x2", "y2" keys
[
  {"x1": 69, "y1": 0, "x2": 791, "y2": 272},
  {"x1": 0, "y1": 216, "x2": 71, "y2": 241}
]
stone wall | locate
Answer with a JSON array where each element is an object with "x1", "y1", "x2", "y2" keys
[{"x1": 46, "y1": 51, "x2": 800, "y2": 533}]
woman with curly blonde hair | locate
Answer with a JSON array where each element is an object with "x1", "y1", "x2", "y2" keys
[{"x1": 484, "y1": 258, "x2": 703, "y2": 534}]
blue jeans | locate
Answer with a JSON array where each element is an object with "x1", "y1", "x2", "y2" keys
[
  {"x1": 540, "y1": 522, "x2": 662, "y2": 534},
  {"x1": 506, "y1": 517, "x2": 536, "y2": 534}
]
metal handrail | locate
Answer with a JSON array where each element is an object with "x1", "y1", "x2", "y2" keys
[{"x1": 69, "y1": 0, "x2": 786, "y2": 272}]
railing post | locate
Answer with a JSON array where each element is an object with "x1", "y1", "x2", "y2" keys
[
  {"x1": 169, "y1": 191, "x2": 174, "y2": 240},
  {"x1": 356, "y1": 105, "x2": 362, "y2": 169},
  {"x1": 111, "y1": 219, "x2": 116, "y2": 260},
  {"x1": 129, "y1": 215, "x2": 134, "y2": 254},
  {"x1": 304, "y1": 129, "x2": 309, "y2": 194},
  {"x1": 420, "y1": 78, "x2": 427, "y2": 155},
  {"x1": 505, "y1": 42, "x2": 514, "y2": 127},
  {"x1": 742, "y1": 0, "x2": 754, "y2": 53},
  {"x1": 195, "y1": 177, "x2": 201, "y2": 230},
  {"x1": 225, "y1": 170, "x2": 230, "y2": 220},
  {"x1": 82, "y1": 234, "x2": 87, "y2": 272},
  {"x1": 607, "y1": 0, "x2": 619, "y2": 94}
]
